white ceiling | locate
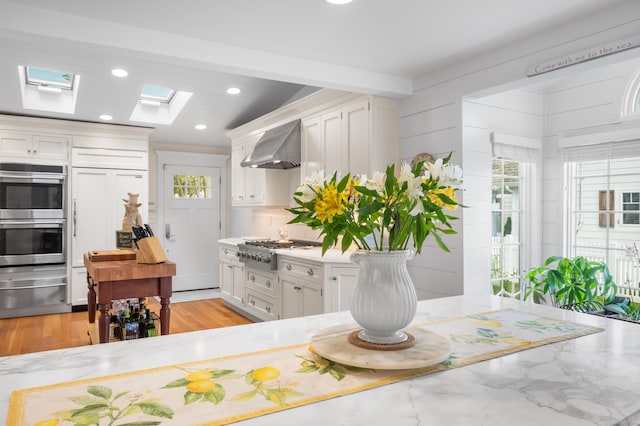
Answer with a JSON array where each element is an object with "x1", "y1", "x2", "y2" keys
[{"x1": 0, "y1": 0, "x2": 632, "y2": 148}]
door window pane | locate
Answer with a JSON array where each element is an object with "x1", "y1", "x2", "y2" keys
[{"x1": 173, "y1": 175, "x2": 212, "y2": 199}]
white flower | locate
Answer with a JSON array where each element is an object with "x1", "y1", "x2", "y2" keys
[
  {"x1": 441, "y1": 164, "x2": 463, "y2": 186},
  {"x1": 425, "y1": 158, "x2": 444, "y2": 181},
  {"x1": 409, "y1": 199, "x2": 425, "y2": 216},
  {"x1": 398, "y1": 162, "x2": 413, "y2": 184},
  {"x1": 304, "y1": 170, "x2": 325, "y2": 188},
  {"x1": 366, "y1": 171, "x2": 385, "y2": 192},
  {"x1": 296, "y1": 170, "x2": 325, "y2": 202},
  {"x1": 405, "y1": 175, "x2": 424, "y2": 200},
  {"x1": 297, "y1": 184, "x2": 316, "y2": 202}
]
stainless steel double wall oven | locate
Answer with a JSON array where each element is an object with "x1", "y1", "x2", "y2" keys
[{"x1": 0, "y1": 163, "x2": 68, "y2": 318}]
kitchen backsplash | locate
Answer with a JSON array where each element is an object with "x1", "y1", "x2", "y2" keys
[{"x1": 229, "y1": 207, "x2": 321, "y2": 242}]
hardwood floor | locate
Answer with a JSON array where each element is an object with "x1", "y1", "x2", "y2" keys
[{"x1": 0, "y1": 298, "x2": 253, "y2": 357}]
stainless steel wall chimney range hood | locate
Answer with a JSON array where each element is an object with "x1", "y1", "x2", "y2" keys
[{"x1": 240, "y1": 119, "x2": 301, "y2": 169}]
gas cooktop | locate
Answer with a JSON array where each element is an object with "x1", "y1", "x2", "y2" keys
[
  {"x1": 236, "y1": 239, "x2": 322, "y2": 270},
  {"x1": 242, "y1": 239, "x2": 322, "y2": 250}
]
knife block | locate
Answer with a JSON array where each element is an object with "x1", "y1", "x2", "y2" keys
[{"x1": 136, "y1": 237, "x2": 168, "y2": 264}]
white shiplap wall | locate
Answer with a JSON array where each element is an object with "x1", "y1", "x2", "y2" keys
[
  {"x1": 398, "y1": 0, "x2": 640, "y2": 299},
  {"x1": 542, "y1": 58, "x2": 640, "y2": 259}
]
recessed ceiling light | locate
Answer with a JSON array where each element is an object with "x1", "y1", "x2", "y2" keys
[
  {"x1": 99, "y1": 114, "x2": 113, "y2": 121},
  {"x1": 226, "y1": 87, "x2": 241, "y2": 95},
  {"x1": 111, "y1": 68, "x2": 128, "y2": 77},
  {"x1": 325, "y1": 0, "x2": 353, "y2": 4},
  {"x1": 195, "y1": 124, "x2": 207, "y2": 130}
]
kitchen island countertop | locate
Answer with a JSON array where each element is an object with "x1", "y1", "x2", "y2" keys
[{"x1": 2, "y1": 295, "x2": 639, "y2": 425}]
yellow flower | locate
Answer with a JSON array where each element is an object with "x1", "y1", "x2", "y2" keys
[
  {"x1": 314, "y1": 183, "x2": 347, "y2": 223},
  {"x1": 428, "y1": 187, "x2": 458, "y2": 210}
]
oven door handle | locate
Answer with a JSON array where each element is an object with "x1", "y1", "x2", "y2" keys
[
  {"x1": 0, "y1": 220, "x2": 64, "y2": 229},
  {"x1": 0, "y1": 282, "x2": 66, "y2": 290},
  {"x1": 0, "y1": 175, "x2": 65, "y2": 183}
]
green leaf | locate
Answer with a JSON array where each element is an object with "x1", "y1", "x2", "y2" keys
[
  {"x1": 211, "y1": 369, "x2": 235, "y2": 379},
  {"x1": 162, "y1": 378, "x2": 189, "y2": 388},
  {"x1": 136, "y1": 402, "x2": 175, "y2": 419},
  {"x1": 68, "y1": 395, "x2": 109, "y2": 406},
  {"x1": 230, "y1": 389, "x2": 258, "y2": 401},
  {"x1": 265, "y1": 389, "x2": 286, "y2": 406},
  {"x1": 69, "y1": 413, "x2": 101, "y2": 425},
  {"x1": 113, "y1": 390, "x2": 130, "y2": 401},
  {"x1": 295, "y1": 365, "x2": 319, "y2": 373},
  {"x1": 86, "y1": 385, "x2": 112, "y2": 400},
  {"x1": 203, "y1": 383, "x2": 226, "y2": 404},
  {"x1": 184, "y1": 391, "x2": 203, "y2": 405},
  {"x1": 328, "y1": 369, "x2": 346, "y2": 381}
]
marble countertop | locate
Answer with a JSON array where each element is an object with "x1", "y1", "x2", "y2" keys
[
  {"x1": 3, "y1": 295, "x2": 639, "y2": 425},
  {"x1": 218, "y1": 238, "x2": 354, "y2": 264}
]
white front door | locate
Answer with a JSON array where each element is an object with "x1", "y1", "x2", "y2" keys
[{"x1": 162, "y1": 164, "x2": 221, "y2": 291}]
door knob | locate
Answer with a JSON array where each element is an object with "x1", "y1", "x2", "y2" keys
[{"x1": 165, "y1": 223, "x2": 175, "y2": 240}]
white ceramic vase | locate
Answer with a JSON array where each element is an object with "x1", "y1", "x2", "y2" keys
[{"x1": 349, "y1": 250, "x2": 417, "y2": 345}]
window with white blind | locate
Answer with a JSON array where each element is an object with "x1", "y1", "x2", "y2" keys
[{"x1": 562, "y1": 140, "x2": 640, "y2": 291}]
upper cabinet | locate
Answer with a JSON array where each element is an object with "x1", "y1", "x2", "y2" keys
[
  {"x1": 227, "y1": 90, "x2": 399, "y2": 208},
  {"x1": 0, "y1": 132, "x2": 69, "y2": 163},
  {"x1": 231, "y1": 133, "x2": 291, "y2": 206},
  {"x1": 302, "y1": 96, "x2": 399, "y2": 179}
]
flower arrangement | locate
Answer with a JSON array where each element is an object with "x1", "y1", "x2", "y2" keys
[{"x1": 287, "y1": 154, "x2": 463, "y2": 254}]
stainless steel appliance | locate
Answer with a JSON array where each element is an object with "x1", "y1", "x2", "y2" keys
[
  {"x1": 0, "y1": 264, "x2": 67, "y2": 318},
  {"x1": 0, "y1": 163, "x2": 69, "y2": 317},
  {"x1": 236, "y1": 239, "x2": 321, "y2": 270},
  {"x1": 0, "y1": 163, "x2": 66, "y2": 219},
  {"x1": 0, "y1": 219, "x2": 65, "y2": 266}
]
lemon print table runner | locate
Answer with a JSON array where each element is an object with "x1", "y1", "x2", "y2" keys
[{"x1": 8, "y1": 309, "x2": 602, "y2": 426}]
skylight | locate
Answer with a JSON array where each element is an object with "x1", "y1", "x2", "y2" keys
[
  {"x1": 25, "y1": 67, "x2": 74, "y2": 90},
  {"x1": 140, "y1": 85, "x2": 175, "y2": 104}
]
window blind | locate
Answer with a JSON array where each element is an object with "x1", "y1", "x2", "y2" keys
[{"x1": 491, "y1": 132, "x2": 541, "y2": 162}]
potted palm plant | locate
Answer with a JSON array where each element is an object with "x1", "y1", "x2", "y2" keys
[{"x1": 524, "y1": 255, "x2": 618, "y2": 311}]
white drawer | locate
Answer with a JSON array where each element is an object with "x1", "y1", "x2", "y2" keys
[
  {"x1": 219, "y1": 245, "x2": 238, "y2": 261},
  {"x1": 245, "y1": 288, "x2": 279, "y2": 321},
  {"x1": 246, "y1": 269, "x2": 278, "y2": 296},
  {"x1": 278, "y1": 257, "x2": 322, "y2": 283}
]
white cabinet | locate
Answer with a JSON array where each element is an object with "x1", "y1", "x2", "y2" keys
[
  {"x1": 279, "y1": 256, "x2": 324, "y2": 319},
  {"x1": 231, "y1": 135, "x2": 263, "y2": 205},
  {"x1": 324, "y1": 265, "x2": 358, "y2": 313},
  {"x1": 0, "y1": 132, "x2": 69, "y2": 162},
  {"x1": 281, "y1": 275, "x2": 323, "y2": 319},
  {"x1": 219, "y1": 245, "x2": 245, "y2": 310},
  {"x1": 230, "y1": 134, "x2": 292, "y2": 207},
  {"x1": 279, "y1": 254, "x2": 359, "y2": 319},
  {"x1": 244, "y1": 268, "x2": 280, "y2": 321},
  {"x1": 301, "y1": 109, "x2": 342, "y2": 177},
  {"x1": 69, "y1": 148, "x2": 148, "y2": 306},
  {"x1": 301, "y1": 96, "x2": 398, "y2": 179}
]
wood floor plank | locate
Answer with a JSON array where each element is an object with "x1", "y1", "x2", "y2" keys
[{"x1": 0, "y1": 298, "x2": 253, "y2": 357}]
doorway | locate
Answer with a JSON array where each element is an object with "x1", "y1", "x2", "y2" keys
[{"x1": 156, "y1": 152, "x2": 228, "y2": 292}]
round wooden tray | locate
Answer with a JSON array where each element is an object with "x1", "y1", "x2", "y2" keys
[{"x1": 310, "y1": 325, "x2": 451, "y2": 370}]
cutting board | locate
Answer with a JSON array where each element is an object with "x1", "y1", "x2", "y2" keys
[{"x1": 87, "y1": 249, "x2": 137, "y2": 262}]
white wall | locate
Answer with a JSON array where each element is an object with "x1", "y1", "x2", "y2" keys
[
  {"x1": 398, "y1": 0, "x2": 640, "y2": 299},
  {"x1": 542, "y1": 57, "x2": 640, "y2": 259}
]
